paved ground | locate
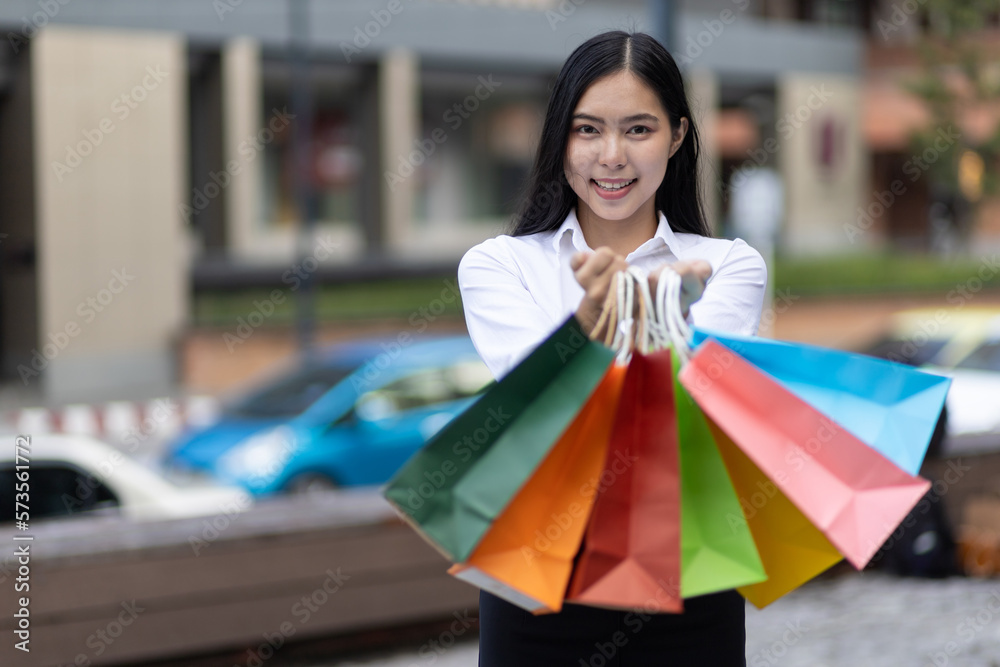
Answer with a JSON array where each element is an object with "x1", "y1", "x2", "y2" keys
[{"x1": 309, "y1": 572, "x2": 1000, "y2": 667}]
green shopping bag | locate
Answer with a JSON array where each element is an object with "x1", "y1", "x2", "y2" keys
[
  {"x1": 673, "y1": 350, "x2": 768, "y2": 597},
  {"x1": 383, "y1": 316, "x2": 615, "y2": 562}
]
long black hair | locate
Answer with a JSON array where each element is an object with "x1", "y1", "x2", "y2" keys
[{"x1": 511, "y1": 30, "x2": 711, "y2": 238}]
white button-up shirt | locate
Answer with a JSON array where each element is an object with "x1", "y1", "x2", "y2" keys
[{"x1": 458, "y1": 208, "x2": 767, "y2": 379}]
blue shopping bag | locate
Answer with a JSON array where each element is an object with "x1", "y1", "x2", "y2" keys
[{"x1": 690, "y1": 328, "x2": 951, "y2": 475}]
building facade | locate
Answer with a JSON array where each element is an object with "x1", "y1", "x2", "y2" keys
[{"x1": 0, "y1": 0, "x2": 867, "y2": 403}]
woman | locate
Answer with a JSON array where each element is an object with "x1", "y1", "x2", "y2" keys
[{"x1": 458, "y1": 30, "x2": 766, "y2": 665}]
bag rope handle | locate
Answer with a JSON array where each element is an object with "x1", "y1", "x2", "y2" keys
[
  {"x1": 655, "y1": 267, "x2": 693, "y2": 363},
  {"x1": 588, "y1": 265, "x2": 693, "y2": 362},
  {"x1": 588, "y1": 270, "x2": 636, "y2": 364}
]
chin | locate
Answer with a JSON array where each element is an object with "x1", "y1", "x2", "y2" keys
[{"x1": 580, "y1": 197, "x2": 646, "y2": 222}]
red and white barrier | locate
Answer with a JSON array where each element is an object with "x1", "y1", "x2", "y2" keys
[{"x1": 1, "y1": 395, "x2": 221, "y2": 447}]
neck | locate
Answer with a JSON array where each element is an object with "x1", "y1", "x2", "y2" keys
[{"x1": 576, "y1": 202, "x2": 658, "y2": 257}]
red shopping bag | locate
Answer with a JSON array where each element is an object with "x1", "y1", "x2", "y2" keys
[
  {"x1": 566, "y1": 348, "x2": 682, "y2": 612},
  {"x1": 679, "y1": 339, "x2": 931, "y2": 569}
]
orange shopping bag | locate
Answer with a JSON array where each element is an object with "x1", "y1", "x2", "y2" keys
[{"x1": 449, "y1": 364, "x2": 627, "y2": 613}]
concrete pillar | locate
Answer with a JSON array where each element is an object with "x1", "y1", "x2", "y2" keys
[
  {"x1": 31, "y1": 26, "x2": 187, "y2": 402},
  {"x1": 222, "y1": 38, "x2": 264, "y2": 259},
  {"x1": 379, "y1": 47, "x2": 419, "y2": 255},
  {"x1": 686, "y1": 69, "x2": 720, "y2": 235},
  {"x1": 778, "y1": 74, "x2": 865, "y2": 254}
]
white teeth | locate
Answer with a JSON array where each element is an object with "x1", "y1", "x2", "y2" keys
[{"x1": 595, "y1": 179, "x2": 635, "y2": 191}]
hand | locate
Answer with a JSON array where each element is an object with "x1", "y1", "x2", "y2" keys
[
  {"x1": 649, "y1": 260, "x2": 712, "y2": 318},
  {"x1": 570, "y1": 248, "x2": 629, "y2": 338}
]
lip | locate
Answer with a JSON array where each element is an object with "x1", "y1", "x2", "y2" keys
[{"x1": 591, "y1": 178, "x2": 636, "y2": 200}]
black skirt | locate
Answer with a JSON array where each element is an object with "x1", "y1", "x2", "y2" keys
[{"x1": 478, "y1": 589, "x2": 746, "y2": 666}]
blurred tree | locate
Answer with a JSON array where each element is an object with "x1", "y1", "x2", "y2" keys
[{"x1": 904, "y1": 0, "x2": 1000, "y2": 246}]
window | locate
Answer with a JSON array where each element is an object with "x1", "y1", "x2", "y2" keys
[
  {"x1": 414, "y1": 70, "x2": 550, "y2": 227},
  {"x1": 260, "y1": 58, "x2": 368, "y2": 231},
  {"x1": 354, "y1": 358, "x2": 492, "y2": 420},
  {"x1": 1, "y1": 463, "x2": 120, "y2": 522},
  {"x1": 956, "y1": 341, "x2": 1000, "y2": 373},
  {"x1": 865, "y1": 337, "x2": 948, "y2": 367},
  {"x1": 229, "y1": 364, "x2": 357, "y2": 418}
]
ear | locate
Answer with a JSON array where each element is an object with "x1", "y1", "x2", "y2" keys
[{"x1": 668, "y1": 117, "x2": 689, "y2": 159}]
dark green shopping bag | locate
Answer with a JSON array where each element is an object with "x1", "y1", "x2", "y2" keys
[
  {"x1": 673, "y1": 352, "x2": 767, "y2": 598},
  {"x1": 383, "y1": 316, "x2": 615, "y2": 562}
]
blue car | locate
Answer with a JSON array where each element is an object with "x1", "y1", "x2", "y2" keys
[
  {"x1": 165, "y1": 339, "x2": 386, "y2": 474},
  {"x1": 168, "y1": 336, "x2": 492, "y2": 495}
]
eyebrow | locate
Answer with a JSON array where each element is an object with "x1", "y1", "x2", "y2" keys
[{"x1": 572, "y1": 112, "x2": 661, "y2": 124}]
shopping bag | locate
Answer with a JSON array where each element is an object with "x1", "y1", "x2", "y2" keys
[
  {"x1": 679, "y1": 338, "x2": 932, "y2": 569},
  {"x1": 705, "y1": 418, "x2": 843, "y2": 608},
  {"x1": 566, "y1": 348, "x2": 682, "y2": 612},
  {"x1": 690, "y1": 328, "x2": 951, "y2": 475},
  {"x1": 384, "y1": 316, "x2": 615, "y2": 562},
  {"x1": 672, "y1": 353, "x2": 768, "y2": 598},
  {"x1": 448, "y1": 363, "x2": 627, "y2": 614}
]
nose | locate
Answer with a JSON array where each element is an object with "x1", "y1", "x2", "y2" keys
[{"x1": 599, "y1": 135, "x2": 626, "y2": 169}]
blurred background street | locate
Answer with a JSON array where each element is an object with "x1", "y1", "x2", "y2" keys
[
  {"x1": 3, "y1": 0, "x2": 1000, "y2": 665},
  {"x1": 300, "y1": 572, "x2": 1000, "y2": 667}
]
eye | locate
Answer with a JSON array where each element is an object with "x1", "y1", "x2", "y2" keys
[
  {"x1": 628, "y1": 126, "x2": 652, "y2": 135},
  {"x1": 574, "y1": 125, "x2": 598, "y2": 135}
]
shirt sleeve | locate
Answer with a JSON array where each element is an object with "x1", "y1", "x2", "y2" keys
[
  {"x1": 688, "y1": 238, "x2": 767, "y2": 336},
  {"x1": 458, "y1": 238, "x2": 561, "y2": 380}
]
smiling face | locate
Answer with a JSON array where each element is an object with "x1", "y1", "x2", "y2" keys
[{"x1": 564, "y1": 70, "x2": 688, "y2": 236}]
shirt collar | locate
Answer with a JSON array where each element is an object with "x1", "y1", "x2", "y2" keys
[{"x1": 552, "y1": 207, "x2": 687, "y2": 259}]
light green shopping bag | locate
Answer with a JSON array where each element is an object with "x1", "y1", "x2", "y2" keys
[{"x1": 673, "y1": 352, "x2": 768, "y2": 597}]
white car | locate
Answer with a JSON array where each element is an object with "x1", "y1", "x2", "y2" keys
[
  {"x1": 2, "y1": 433, "x2": 250, "y2": 522},
  {"x1": 930, "y1": 334, "x2": 1000, "y2": 447},
  {"x1": 864, "y1": 308, "x2": 1000, "y2": 452}
]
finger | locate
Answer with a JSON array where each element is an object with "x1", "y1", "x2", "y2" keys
[
  {"x1": 570, "y1": 251, "x2": 591, "y2": 271},
  {"x1": 677, "y1": 260, "x2": 712, "y2": 309},
  {"x1": 574, "y1": 247, "x2": 622, "y2": 288}
]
